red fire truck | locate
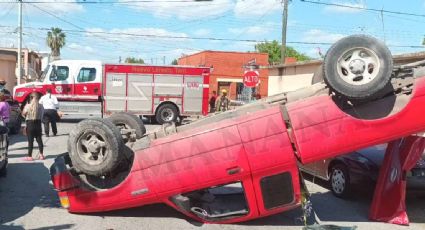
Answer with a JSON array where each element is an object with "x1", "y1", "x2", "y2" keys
[{"x1": 13, "y1": 61, "x2": 210, "y2": 124}]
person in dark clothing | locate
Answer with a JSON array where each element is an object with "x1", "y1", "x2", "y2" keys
[
  {"x1": 22, "y1": 92, "x2": 44, "y2": 161},
  {"x1": 39, "y1": 89, "x2": 59, "y2": 136},
  {"x1": 209, "y1": 91, "x2": 217, "y2": 113}
]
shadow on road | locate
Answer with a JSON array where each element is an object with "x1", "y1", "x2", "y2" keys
[
  {"x1": 302, "y1": 172, "x2": 425, "y2": 225},
  {"x1": 0, "y1": 163, "x2": 60, "y2": 227}
]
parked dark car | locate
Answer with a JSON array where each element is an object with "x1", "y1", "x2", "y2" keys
[{"x1": 301, "y1": 144, "x2": 425, "y2": 198}]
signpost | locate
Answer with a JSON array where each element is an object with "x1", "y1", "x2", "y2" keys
[{"x1": 243, "y1": 70, "x2": 260, "y2": 88}]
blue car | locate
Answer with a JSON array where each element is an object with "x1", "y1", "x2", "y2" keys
[{"x1": 301, "y1": 144, "x2": 425, "y2": 198}]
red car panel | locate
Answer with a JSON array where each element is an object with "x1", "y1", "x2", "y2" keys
[{"x1": 289, "y1": 77, "x2": 425, "y2": 164}]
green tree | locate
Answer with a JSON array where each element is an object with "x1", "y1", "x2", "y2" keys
[
  {"x1": 255, "y1": 40, "x2": 311, "y2": 64},
  {"x1": 423, "y1": 36, "x2": 425, "y2": 45},
  {"x1": 125, "y1": 57, "x2": 145, "y2": 64},
  {"x1": 46, "y1": 27, "x2": 66, "y2": 60},
  {"x1": 171, "y1": 59, "x2": 178, "y2": 65}
]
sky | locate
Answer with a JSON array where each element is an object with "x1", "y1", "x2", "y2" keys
[{"x1": 0, "y1": 0, "x2": 424, "y2": 64}]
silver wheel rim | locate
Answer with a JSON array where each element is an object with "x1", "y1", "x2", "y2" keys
[
  {"x1": 77, "y1": 131, "x2": 109, "y2": 166},
  {"x1": 331, "y1": 168, "x2": 346, "y2": 194},
  {"x1": 337, "y1": 47, "x2": 381, "y2": 86},
  {"x1": 161, "y1": 108, "x2": 174, "y2": 122}
]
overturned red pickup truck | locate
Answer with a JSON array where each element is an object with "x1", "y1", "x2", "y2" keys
[{"x1": 50, "y1": 35, "x2": 425, "y2": 225}]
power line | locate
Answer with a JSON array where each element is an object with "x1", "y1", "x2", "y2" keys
[
  {"x1": 0, "y1": 0, "x2": 212, "y2": 4},
  {"x1": 300, "y1": 0, "x2": 425, "y2": 18},
  {"x1": 2, "y1": 25, "x2": 423, "y2": 49}
]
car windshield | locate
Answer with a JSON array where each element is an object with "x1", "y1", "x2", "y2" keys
[{"x1": 39, "y1": 65, "x2": 50, "y2": 82}]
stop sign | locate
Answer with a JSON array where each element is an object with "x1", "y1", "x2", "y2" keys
[{"x1": 243, "y1": 70, "x2": 260, "y2": 88}]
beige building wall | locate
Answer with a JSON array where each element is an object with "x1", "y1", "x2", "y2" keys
[
  {"x1": 268, "y1": 73, "x2": 313, "y2": 95},
  {"x1": 0, "y1": 52, "x2": 17, "y2": 92}
]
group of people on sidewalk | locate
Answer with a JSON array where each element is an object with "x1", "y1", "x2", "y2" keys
[{"x1": 0, "y1": 78, "x2": 59, "y2": 161}]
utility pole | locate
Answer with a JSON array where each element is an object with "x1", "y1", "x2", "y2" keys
[
  {"x1": 281, "y1": 0, "x2": 289, "y2": 64},
  {"x1": 17, "y1": 0, "x2": 23, "y2": 85}
]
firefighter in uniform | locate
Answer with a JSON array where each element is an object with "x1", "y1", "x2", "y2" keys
[{"x1": 216, "y1": 89, "x2": 230, "y2": 112}]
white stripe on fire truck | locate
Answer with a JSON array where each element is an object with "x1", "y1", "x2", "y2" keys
[{"x1": 125, "y1": 83, "x2": 209, "y2": 88}]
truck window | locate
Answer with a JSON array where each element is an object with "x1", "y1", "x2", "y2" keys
[
  {"x1": 77, "y1": 68, "x2": 96, "y2": 82},
  {"x1": 50, "y1": 66, "x2": 69, "y2": 81}
]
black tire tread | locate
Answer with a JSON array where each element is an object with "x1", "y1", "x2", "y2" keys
[
  {"x1": 155, "y1": 104, "x2": 178, "y2": 125},
  {"x1": 323, "y1": 34, "x2": 393, "y2": 100},
  {"x1": 108, "y1": 112, "x2": 146, "y2": 138},
  {"x1": 68, "y1": 118, "x2": 124, "y2": 176}
]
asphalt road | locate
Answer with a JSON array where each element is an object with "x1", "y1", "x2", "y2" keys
[{"x1": 0, "y1": 121, "x2": 424, "y2": 230}]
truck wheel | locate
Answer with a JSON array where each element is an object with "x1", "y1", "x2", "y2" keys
[
  {"x1": 323, "y1": 35, "x2": 393, "y2": 101},
  {"x1": 156, "y1": 104, "x2": 178, "y2": 125},
  {"x1": 330, "y1": 163, "x2": 351, "y2": 198},
  {"x1": 68, "y1": 118, "x2": 124, "y2": 176},
  {"x1": 108, "y1": 112, "x2": 146, "y2": 139}
]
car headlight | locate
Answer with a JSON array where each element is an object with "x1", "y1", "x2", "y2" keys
[{"x1": 15, "y1": 91, "x2": 25, "y2": 97}]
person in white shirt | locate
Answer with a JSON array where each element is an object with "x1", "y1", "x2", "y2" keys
[{"x1": 39, "y1": 89, "x2": 59, "y2": 137}]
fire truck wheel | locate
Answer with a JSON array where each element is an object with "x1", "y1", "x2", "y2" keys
[
  {"x1": 68, "y1": 118, "x2": 124, "y2": 176},
  {"x1": 323, "y1": 35, "x2": 393, "y2": 101},
  {"x1": 108, "y1": 112, "x2": 146, "y2": 139},
  {"x1": 156, "y1": 104, "x2": 178, "y2": 125}
]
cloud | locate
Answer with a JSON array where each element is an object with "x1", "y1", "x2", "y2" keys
[
  {"x1": 324, "y1": 0, "x2": 366, "y2": 13},
  {"x1": 234, "y1": 0, "x2": 281, "y2": 18},
  {"x1": 193, "y1": 29, "x2": 211, "y2": 37},
  {"x1": 228, "y1": 22, "x2": 275, "y2": 36},
  {"x1": 24, "y1": 0, "x2": 83, "y2": 15},
  {"x1": 68, "y1": 43, "x2": 94, "y2": 53},
  {"x1": 119, "y1": 0, "x2": 234, "y2": 20},
  {"x1": 85, "y1": 27, "x2": 188, "y2": 42},
  {"x1": 302, "y1": 29, "x2": 345, "y2": 43}
]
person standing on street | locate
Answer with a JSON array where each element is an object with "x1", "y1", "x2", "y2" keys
[
  {"x1": 216, "y1": 89, "x2": 230, "y2": 112},
  {"x1": 22, "y1": 92, "x2": 44, "y2": 161},
  {"x1": 39, "y1": 89, "x2": 59, "y2": 137},
  {"x1": 209, "y1": 90, "x2": 217, "y2": 113},
  {"x1": 0, "y1": 92, "x2": 10, "y2": 125}
]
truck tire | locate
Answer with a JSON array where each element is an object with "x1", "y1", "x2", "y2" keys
[
  {"x1": 156, "y1": 104, "x2": 178, "y2": 125},
  {"x1": 108, "y1": 112, "x2": 146, "y2": 139},
  {"x1": 323, "y1": 35, "x2": 393, "y2": 101},
  {"x1": 68, "y1": 118, "x2": 124, "y2": 176}
]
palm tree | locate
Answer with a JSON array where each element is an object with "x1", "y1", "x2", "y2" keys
[{"x1": 46, "y1": 27, "x2": 66, "y2": 60}]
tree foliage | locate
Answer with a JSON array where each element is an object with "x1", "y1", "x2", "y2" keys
[
  {"x1": 255, "y1": 40, "x2": 311, "y2": 64},
  {"x1": 171, "y1": 59, "x2": 178, "y2": 65},
  {"x1": 125, "y1": 57, "x2": 145, "y2": 64},
  {"x1": 46, "y1": 27, "x2": 66, "y2": 60}
]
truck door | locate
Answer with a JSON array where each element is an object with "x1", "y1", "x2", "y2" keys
[
  {"x1": 104, "y1": 72, "x2": 127, "y2": 112},
  {"x1": 127, "y1": 74, "x2": 153, "y2": 113},
  {"x1": 237, "y1": 106, "x2": 301, "y2": 217},
  {"x1": 141, "y1": 123, "x2": 259, "y2": 223},
  {"x1": 74, "y1": 65, "x2": 101, "y2": 101},
  {"x1": 183, "y1": 75, "x2": 204, "y2": 114},
  {"x1": 48, "y1": 65, "x2": 73, "y2": 101}
]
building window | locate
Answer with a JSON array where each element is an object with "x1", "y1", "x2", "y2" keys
[
  {"x1": 236, "y1": 82, "x2": 256, "y2": 102},
  {"x1": 50, "y1": 66, "x2": 69, "y2": 81},
  {"x1": 77, "y1": 68, "x2": 97, "y2": 82}
]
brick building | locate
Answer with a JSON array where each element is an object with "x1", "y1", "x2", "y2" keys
[{"x1": 178, "y1": 51, "x2": 269, "y2": 102}]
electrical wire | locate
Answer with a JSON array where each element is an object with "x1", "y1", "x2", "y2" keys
[{"x1": 300, "y1": 0, "x2": 425, "y2": 18}]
